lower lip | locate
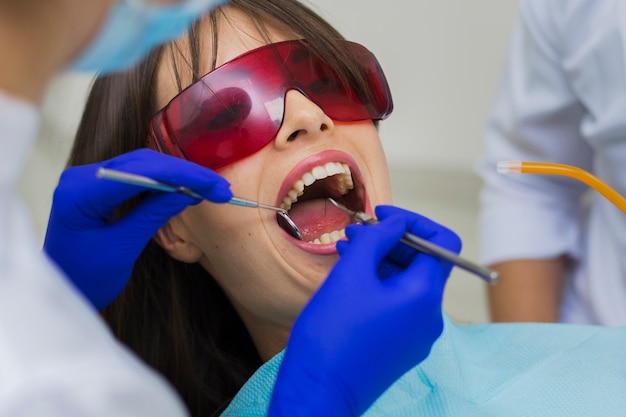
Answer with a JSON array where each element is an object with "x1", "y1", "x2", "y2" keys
[{"x1": 285, "y1": 235, "x2": 343, "y2": 255}]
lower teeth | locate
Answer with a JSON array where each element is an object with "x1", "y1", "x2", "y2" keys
[{"x1": 309, "y1": 228, "x2": 347, "y2": 245}]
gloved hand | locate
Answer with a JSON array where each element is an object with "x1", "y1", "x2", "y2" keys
[
  {"x1": 43, "y1": 149, "x2": 232, "y2": 311},
  {"x1": 268, "y1": 205, "x2": 462, "y2": 417}
]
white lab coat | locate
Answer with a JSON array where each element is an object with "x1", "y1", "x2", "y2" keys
[
  {"x1": 477, "y1": 0, "x2": 626, "y2": 326},
  {"x1": 0, "y1": 90, "x2": 189, "y2": 416}
]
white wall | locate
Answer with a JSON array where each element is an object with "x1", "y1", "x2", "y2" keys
[
  {"x1": 303, "y1": 0, "x2": 519, "y2": 172},
  {"x1": 19, "y1": 0, "x2": 520, "y2": 239}
]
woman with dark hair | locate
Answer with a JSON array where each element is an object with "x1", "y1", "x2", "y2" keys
[
  {"x1": 56, "y1": 0, "x2": 457, "y2": 415},
  {"x1": 52, "y1": 0, "x2": 626, "y2": 416}
]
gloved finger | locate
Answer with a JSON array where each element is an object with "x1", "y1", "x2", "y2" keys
[
  {"x1": 335, "y1": 239, "x2": 349, "y2": 255},
  {"x1": 340, "y1": 215, "x2": 428, "y2": 278},
  {"x1": 335, "y1": 224, "x2": 365, "y2": 256},
  {"x1": 114, "y1": 191, "x2": 199, "y2": 238},
  {"x1": 383, "y1": 240, "x2": 419, "y2": 270},
  {"x1": 390, "y1": 237, "x2": 456, "y2": 303},
  {"x1": 376, "y1": 244, "x2": 419, "y2": 279},
  {"x1": 391, "y1": 256, "x2": 448, "y2": 317},
  {"x1": 343, "y1": 222, "x2": 365, "y2": 241},
  {"x1": 52, "y1": 165, "x2": 178, "y2": 228},
  {"x1": 375, "y1": 205, "x2": 462, "y2": 254},
  {"x1": 102, "y1": 149, "x2": 232, "y2": 200},
  {"x1": 375, "y1": 205, "x2": 437, "y2": 238},
  {"x1": 334, "y1": 215, "x2": 407, "y2": 273},
  {"x1": 56, "y1": 154, "x2": 231, "y2": 225}
]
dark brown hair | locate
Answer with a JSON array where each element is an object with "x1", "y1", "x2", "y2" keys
[{"x1": 67, "y1": 0, "x2": 377, "y2": 415}]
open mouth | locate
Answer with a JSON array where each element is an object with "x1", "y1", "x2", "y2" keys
[{"x1": 277, "y1": 160, "x2": 366, "y2": 244}]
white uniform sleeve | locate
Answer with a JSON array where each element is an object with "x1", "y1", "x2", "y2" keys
[
  {"x1": 0, "y1": 90, "x2": 189, "y2": 417},
  {"x1": 476, "y1": 0, "x2": 592, "y2": 265},
  {"x1": 0, "y1": 248, "x2": 190, "y2": 417}
]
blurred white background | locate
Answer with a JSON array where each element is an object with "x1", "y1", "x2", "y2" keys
[{"x1": 18, "y1": 0, "x2": 520, "y2": 323}]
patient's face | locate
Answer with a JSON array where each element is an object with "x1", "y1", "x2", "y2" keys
[{"x1": 155, "y1": 7, "x2": 392, "y2": 357}]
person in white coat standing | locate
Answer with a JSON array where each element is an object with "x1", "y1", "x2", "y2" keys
[
  {"x1": 477, "y1": 0, "x2": 626, "y2": 326},
  {"x1": 0, "y1": 1, "x2": 460, "y2": 415}
]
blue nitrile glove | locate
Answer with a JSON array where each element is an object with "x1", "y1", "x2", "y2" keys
[
  {"x1": 269, "y1": 205, "x2": 462, "y2": 417},
  {"x1": 43, "y1": 149, "x2": 232, "y2": 311}
]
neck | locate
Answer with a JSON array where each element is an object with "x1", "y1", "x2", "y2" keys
[{"x1": 236, "y1": 307, "x2": 291, "y2": 362}]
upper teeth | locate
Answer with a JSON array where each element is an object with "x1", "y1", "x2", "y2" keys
[{"x1": 281, "y1": 162, "x2": 354, "y2": 210}]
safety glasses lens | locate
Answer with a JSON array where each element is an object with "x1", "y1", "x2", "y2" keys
[{"x1": 148, "y1": 40, "x2": 392, "y2": 170}]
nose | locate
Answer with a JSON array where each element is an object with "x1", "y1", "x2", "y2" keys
[{"x1": 274, "y1": 90, "x2": 335, "y2": 149}]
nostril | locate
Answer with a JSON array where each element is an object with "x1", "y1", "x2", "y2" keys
[
  {"x1": 286, "y1": 122, "x2": 329, "y2": 142},
  {"x1": 287, "y1": 130, "x2": 301, "y2": 142}
]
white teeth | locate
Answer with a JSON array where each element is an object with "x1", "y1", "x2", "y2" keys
[
  {"x1": 325, "y1": 162, "x2": 342, "y2": 176},
  {"x1": 310, "y1": 228, "x2": 347, "y2": 245},
  {"x1": 293, "y1": 180, "x2": 305, "y2": 194},
  {"x1": 312, "y1": 166, "x2": 328, "y2": 180},
  {"x1": 279, "y1": 162, "x2": 355, "y2": 210},
  {"x1": 345, "y1": 170, "x2": 354, "y2": 188},
  {"x1": 287, "y1": 189, "x2": 299, "y2": 201},
  {"x1": 302, "y1": 172, "x2": 315, "y2": 186}
]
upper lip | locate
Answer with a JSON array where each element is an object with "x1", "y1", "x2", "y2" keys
[{"x1": 276, "y1": 150, "x2": 366, "y2": 208}]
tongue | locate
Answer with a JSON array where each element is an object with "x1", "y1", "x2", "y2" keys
[{"x1": 287, "y1": 199, "x2": 351, "y2": 241}]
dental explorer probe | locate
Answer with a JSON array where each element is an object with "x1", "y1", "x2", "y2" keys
[
  {"x1": 95, "y1": 167, "x2": 303, "y2": 240},
  {"x1": 327, "y1": 198, "x2": 500, "y2": 285}
]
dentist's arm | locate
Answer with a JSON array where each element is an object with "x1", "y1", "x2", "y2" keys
[
  {"x1": 43, "y1": 149, "x2": 232, "y2": 311},
  {"x1": 269, "y1": 205, "x2": 462, "y2": 417}
]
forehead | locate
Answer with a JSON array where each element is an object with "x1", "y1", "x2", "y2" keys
[{"x1": 155, "y1": 6, "x2": 300, "y2": 111}]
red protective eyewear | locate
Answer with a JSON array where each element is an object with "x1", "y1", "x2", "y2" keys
[{"x1": 147, "y1": 39, "x2": 393, "y2": 170}]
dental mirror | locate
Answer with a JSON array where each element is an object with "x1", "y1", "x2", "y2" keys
[{"x1": 276, "y1": 211, "x2": 303, "y2": 240}]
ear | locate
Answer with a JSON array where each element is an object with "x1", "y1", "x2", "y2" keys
[{"x1": 154, "y1": 220, "x2": 203, "y2": 264}]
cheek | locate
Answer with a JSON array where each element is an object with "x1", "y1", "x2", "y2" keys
[
  {"x1": 189, "y1": 155, "x2": 277, "y2": 277},
  {"x1": 217, "y1": 155, "x2": 268, "y2": 196},
  {"x1": 182, "y1": 196, "x2": 265, "y2": 242},
  {"x1": 343, "y1": 124, "x2": 394, "y2": 204},
  {"x1": 180, "y1": 203, "x2": 238, "y2": 255},
  {"x1": 370, "y1": 150, "x2": 393, "y2": 204},
  {"x1": 180, "y1": 199, "x2": 271, "y2": 278},
  {"x1": 181, "y1": 203, "x2": 306, "y2": 320}
]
